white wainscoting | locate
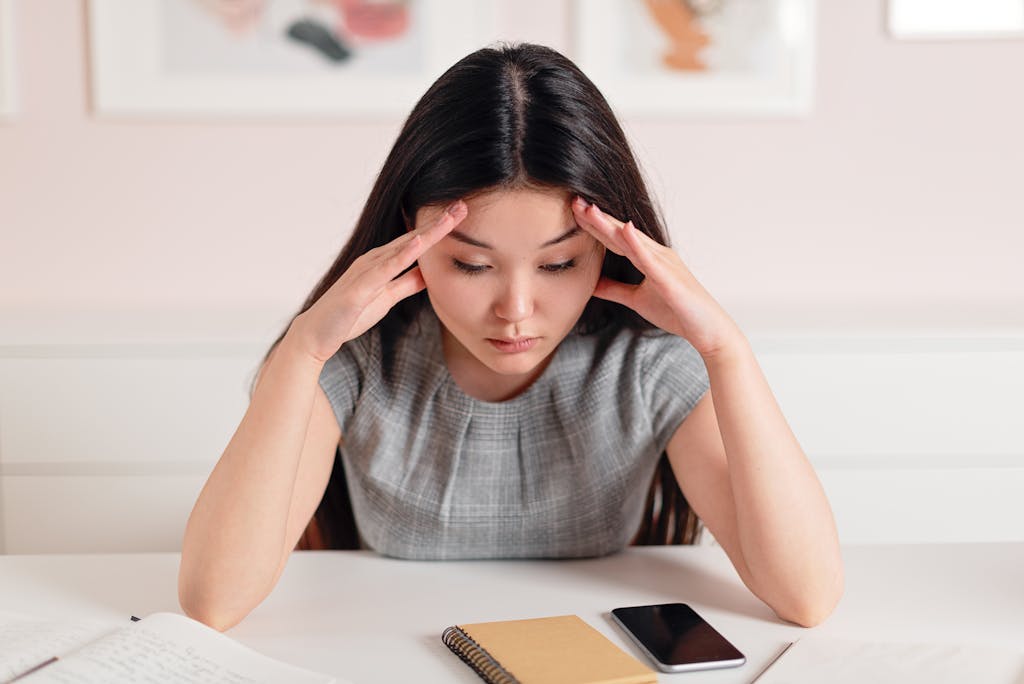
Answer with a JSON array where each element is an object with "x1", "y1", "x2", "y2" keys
[
  {"x1": 1, "y1": 330, "x2": 1022, "y2": 553},
  {"x1": 0, "y1": 343, "x2": 262, "y2": 554},
  {"x1": 754, "y1": 335, "x2": 1024, "y2": 545}
]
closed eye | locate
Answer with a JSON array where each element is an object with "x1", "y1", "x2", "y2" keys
[
  {"x1": 452, "y1": 259, "x2": 577, "y2": 276},
  {"x1": 452, "y1": 260, "x2": 489, "y2": 275},
  {"x1": 540, "y1": 259, "x2": 576, "y2": 273}
]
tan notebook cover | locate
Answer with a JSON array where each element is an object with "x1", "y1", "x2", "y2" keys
[{"x1": 442, "y1": 614, "x2": 657, "y2": 684}]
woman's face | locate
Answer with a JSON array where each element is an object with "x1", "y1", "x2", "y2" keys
[{"x1": 415, "y1": 188, "x2": 605, "y2": 396}]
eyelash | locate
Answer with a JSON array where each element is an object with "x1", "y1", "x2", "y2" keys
[{"x1": 452, "y1": 259, "x2": 577, "y2": 276}]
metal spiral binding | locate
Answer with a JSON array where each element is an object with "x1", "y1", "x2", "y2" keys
[{"x1": 441, "y1": 625, "x2": 519, "y2": 684}]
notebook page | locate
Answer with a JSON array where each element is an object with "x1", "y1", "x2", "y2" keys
[
  {"x1": 18, "y1": 612, "x2": 343, "y2": 684},
  {"x1": 0, "y1": 616, "x2": 119, "y2": 683},
  {"x1": 755, "y1": 636, "x2": 1024, "y2": 684}
]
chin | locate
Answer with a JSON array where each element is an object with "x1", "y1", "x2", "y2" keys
[{"x1": 475, "y1": 344, "x2": 549, "y2": 375}]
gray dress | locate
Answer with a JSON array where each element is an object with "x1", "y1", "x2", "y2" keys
[{"x1": 317, "y1": 304, "x2": 709, "y2": 560}]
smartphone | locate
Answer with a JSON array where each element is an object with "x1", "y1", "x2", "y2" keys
[{"x1": 610, "y1": 602, "x2": 746, "y2": 673}]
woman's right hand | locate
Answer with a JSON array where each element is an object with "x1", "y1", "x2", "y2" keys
[{"x1": 290, "y1": 200, "x2": 468, "y2": 364}]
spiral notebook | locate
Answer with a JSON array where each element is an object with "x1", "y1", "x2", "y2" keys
[{"x1": 441, "y1": 614, "x2": 657, "y2": 684}]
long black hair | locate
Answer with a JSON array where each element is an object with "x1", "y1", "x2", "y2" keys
[{"x1": 256, "y1": 42, "x2": 700, "y2": 550}]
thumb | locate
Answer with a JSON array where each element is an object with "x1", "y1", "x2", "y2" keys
[
  {"x1": 591, "y1": 276, "x2": 637, "y2": 307},
  {"x1": 384, "y1": 265, "x2": 427, "y2": 304}
]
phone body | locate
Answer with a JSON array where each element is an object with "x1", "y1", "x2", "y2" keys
[{"x1": 610, "y1": 602, "x2": 746, "y2": 673}]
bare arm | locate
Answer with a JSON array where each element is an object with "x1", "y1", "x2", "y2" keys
[
  {"x1": 567, "y1": 196, "x2": 842, "y2": 627},
  {"x1": 178, "y1": 322, "x2": 339, "y2": 631},
  {"x1": 667, "y1": 337, "x2": 844, "y2": 627},
  {"x1": 178, "y1": 200, "x2": 467, "y2": 632}
]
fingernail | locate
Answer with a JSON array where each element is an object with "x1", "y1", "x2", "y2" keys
[
  {"x1": 574, "y1": 196, "x2": 590, "y2": 208},
  {"x1": 446, "y1": 200, "x2": 465, "y2": 217}
]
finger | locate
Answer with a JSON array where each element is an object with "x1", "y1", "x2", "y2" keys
[
  {"x1": 372, "y1": 200, "x2": 468, "y2": 261},
  {"x1": 383, "y1": 265, "x2": 427, "y2": 303},
  {"x1": 572, "y1": 198, "x2": 630, "y2": 256},
  {"x1": 414, "y1": 200, "x2": 467, "y2": 250},
  {"x1": 346, "y1": 250, "x2": 421, "y2": 309},
  {"x1": 621, "y1": 219, "x2": 673, "y2": 261},
  {"x1": 381, "y1": 234, "x2": 429, "y2": 280},
  {"x1": 576, "y1": 200, "x2": 668, "y2": 280},
  {"x1": 388, "y1": 203, "x2": 465, "y2": 274},
  {"x1": 619, "y1": 221, "x2": 662, "y2": 276},
  {"x1": 345, "y1": 266, "x2": 426, "y2": 340},
  {"x1": 367, "y1": 200, "x2": 467, "y2": 284},
  {"x1": 591, "y1": 276, "x2": 639, "y2": 308},
  {"x1": 368, "y1": 200, "x2": 467, "y2": 272},
  {"x1": 581, "y1": 208, "x2": 648, "y2": 275}
]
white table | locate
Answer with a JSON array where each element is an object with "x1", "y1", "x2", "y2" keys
[{"x1": 2, "y1": 544, "x2": 1023, "y2": 683}]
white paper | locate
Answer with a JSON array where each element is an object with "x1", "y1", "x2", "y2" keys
[
  {"x1": 4, "y1": 613, "x2": 346, "y2": 684},
  {"x1": 0, "y1": 617, "x2": 119, "y2": 683},
  {"x1": 755, "y1": 636, "x2": 1024, "y2": 684}
]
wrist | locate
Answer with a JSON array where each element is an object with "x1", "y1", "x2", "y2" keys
[
  {"x1": 281, "y1": 316, "x2": 331, "y2": 370},
  {"x1": 699, "y1": 326, "x2": 751, "y2": 369}
]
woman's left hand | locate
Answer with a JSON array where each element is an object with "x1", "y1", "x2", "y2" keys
[{"x1": 572, "y1": 196, "x2": 744, "y2": 359}]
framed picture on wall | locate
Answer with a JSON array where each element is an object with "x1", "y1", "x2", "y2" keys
[
  {"x1": 0, "y1": 0, "x2": 16, "y2": 118},
  {"x1": 888, "y1": 0, "x2": 1024, "y2": 39},
  {"x1": 571, "y1": 0, "x2": 816, "y2": 117},
  {"x1": 87, "y1": 0, "x2": 500, "y2": 118}
]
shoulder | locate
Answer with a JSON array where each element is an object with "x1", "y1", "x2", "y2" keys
[
  {"x1": 635, "y1": 329, "x2": 707, "y2": 380},
  {"x1": 555, "y1": 326, "x2": 707, "y2": 410},
  {"x1": 609, "y1": 327, "x2": 710, "y2": 452},
  {"x1": 571, "y1": 324, "x2": 705, "y2": 378}
]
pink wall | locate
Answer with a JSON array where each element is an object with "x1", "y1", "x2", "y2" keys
[{"x1": 2, "y1": 0, "x2": 1022, "y2": 337}]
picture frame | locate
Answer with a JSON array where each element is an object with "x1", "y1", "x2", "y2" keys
[
  {"x1": 0, "y1": 0, "x2": 16, "y2": 118},
  {"x1": 888, "y1": 0, "x2": 1024, "y2": 40},
  {"x1": 571, "y1": 0, "x2": 817, "y2": 117},
  {"x1": 87, "y1": 0, "x2": 500, "y2": 118}
]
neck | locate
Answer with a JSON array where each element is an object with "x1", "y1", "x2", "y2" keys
[{"x1": 440, "y1": 327, "x2": 554, "y2": 402}]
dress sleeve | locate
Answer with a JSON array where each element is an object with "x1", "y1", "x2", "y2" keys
[
  {"x1": 640, "y1": 331, "x2": 711, "y2": 454},
  {"x1": 317, "y1": 332, "x2": 374, "y2": 435}
]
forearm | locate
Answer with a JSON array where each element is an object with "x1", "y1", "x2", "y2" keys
[
  {"x1": 703, "y1": 335, "x2": 843, "y2": 626},
  {"x1": 179, "y1": 322, "x2": 324, "y2": 630}
]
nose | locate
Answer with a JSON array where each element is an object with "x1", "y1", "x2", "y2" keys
[{"x1": 492, "y1": 274, "x2": 534, "y2": 323}]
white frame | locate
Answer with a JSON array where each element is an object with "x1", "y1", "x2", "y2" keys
[
  {"x1": 888, "y1": 0, "x2": 1024, "y2": 40},
  {"x1": 0, "y1": 0, "x2": 16, "y2": 118},
  {"x1": 572, "y1": 0, "x2": 816, "y2": 117},
  {"x1": 87, "y1": 0, "x2": 501, "y2": 118}
]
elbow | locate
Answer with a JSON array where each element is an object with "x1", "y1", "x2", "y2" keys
[
  {"x1": 777, "y1": 598, "x2": 837, "y2": 628},
  {"x1": 178, "y1": 568, "x2": 249, "y2": 633},
  {"x1": 179, "y1": 589, "x2": 246, "y2": 633},
  {"x1": 180, "y1": 593, "x2": 237, "y2": 634},
  {"x1": 775, "y1": 568, "x2": 845, "y2": 628}
]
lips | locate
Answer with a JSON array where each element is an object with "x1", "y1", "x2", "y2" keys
[{"x1": 486, "y1": 336, "x2": 539, "y2": 353}]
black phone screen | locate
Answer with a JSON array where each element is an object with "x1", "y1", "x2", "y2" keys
[{"x1": 611, "y1": 603, "x2": 744, "y2": 666}]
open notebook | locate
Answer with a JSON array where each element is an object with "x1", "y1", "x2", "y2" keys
[
  {"x1": 753, "y1": 636, "x2": 1024, "y2": 684},
  {"x1": 0, "y1": 611, "x2": 348, "y2": 684}
]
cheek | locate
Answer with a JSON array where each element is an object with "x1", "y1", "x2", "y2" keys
[
  {"x1": 538, "y1": 264, "x2": 603, "y2": 307},
  {"x1": 418, "y1": 258, "x2": 477, "y2": 309},
  {"x1": 417, "y1": 253, "x2": 451, "y2": 288}
]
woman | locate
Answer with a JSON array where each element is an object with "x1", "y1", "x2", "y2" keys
[{"x1": 178, "y1": 42, "x2": 843, "y2": 632}]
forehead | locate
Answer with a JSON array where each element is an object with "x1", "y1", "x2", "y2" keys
[
  {"x1": 419, "y1": 188, "x2": 575, "y2": 239},
  {"x1": 464, "y1": 188, "x2": 572, "y2": 221}
]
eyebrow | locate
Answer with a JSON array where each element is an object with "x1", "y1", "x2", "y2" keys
[{"x1": 448, "y1": 225, "x2": 582, "y2": 250}]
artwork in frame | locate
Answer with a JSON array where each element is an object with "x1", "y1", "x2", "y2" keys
[
  {"x1": 888, "y1": 0, "x2": 1024, "y2": 40},
  {"x1": 87, "y1": 0, "x2": 500, "y2": 118},
  {"x1": 0, "y1": 0, "x2": 16, "y2": 118},
  {"x1": 572, "y1": 0, "x2": 816, "y2": 117}
]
